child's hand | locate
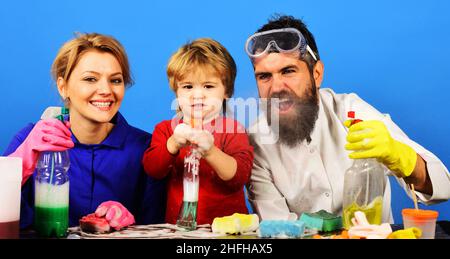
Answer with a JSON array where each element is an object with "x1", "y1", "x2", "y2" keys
[
  {"x1": 167, "y1": 123, "x2": 194, "y2": 154},
  {"x1": 191, "y1": 129, "x2": 214, "y2": 157}
]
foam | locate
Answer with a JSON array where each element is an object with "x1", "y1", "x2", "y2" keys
[{"x1": 35, "y1": 182, "x2": 69, "y2": 207}]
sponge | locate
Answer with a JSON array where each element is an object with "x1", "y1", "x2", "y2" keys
[
  {"x1": 299, "y1": 210, "x2": 342, "y2": 232},
  {"x1": 211, "y1": 213, "x2": 259, "y2": 235},
  {"x1": 258, "y1": 220, "x2": 305, "y2": 238}
]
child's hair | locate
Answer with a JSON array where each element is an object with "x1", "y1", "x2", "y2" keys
[{"x1": 167, "y1": 38, "x2": 236, "y2": 98}]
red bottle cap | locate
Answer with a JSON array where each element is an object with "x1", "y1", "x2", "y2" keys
[{"x1": 348, "y1": 111, "x2": 355, "y2": 119}]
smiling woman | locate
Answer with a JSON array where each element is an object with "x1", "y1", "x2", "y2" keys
[
  {"x1": 52, "y1": 34, "x2": 130, "y2": 144},
  {"x1": 56, "y1": 51, "x2": 125, "y2": 144},
  {"x1": 3, "y1": 33, "x2": 167, "y2": 232}
]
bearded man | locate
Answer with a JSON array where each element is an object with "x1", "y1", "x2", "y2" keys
[{"x1": 246, "y1": 15, "x2": 450, "y2": 223}]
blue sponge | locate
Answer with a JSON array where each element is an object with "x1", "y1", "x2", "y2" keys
[{"x1": 258, "y1": 220, "x2": 305, "y2": 238}]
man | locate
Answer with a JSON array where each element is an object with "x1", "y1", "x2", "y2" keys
[{"x1": 246, "y1": 15, "x2": 450, "y2": 223}]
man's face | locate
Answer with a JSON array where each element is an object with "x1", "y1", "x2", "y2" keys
[
  {"x1": 253, "y1": 52, "x2": 323, "y2": 146},
  {"x1": 253, "y1": 51, "x2": 319, "y2": 105}
]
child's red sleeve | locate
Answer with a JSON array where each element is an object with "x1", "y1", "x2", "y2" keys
[
  {"x1": 217, "y1": 130, "x2": 254, "y2": 192},
  {"x1": 142, "y1": 121, "x2": 176, "y2": 179}
]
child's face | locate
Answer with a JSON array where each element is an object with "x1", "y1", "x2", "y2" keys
[{"x1": 176, "y1": 68, "x2": 227, "y2": 126}]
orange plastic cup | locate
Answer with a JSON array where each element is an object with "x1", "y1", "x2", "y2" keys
[{"x1": 402, "y1": 208, "x2": 439, "y2": 239}]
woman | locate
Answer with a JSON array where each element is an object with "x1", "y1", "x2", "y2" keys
[{"x1": 3, "y1": 33, "x2": 166, "y2": 230}]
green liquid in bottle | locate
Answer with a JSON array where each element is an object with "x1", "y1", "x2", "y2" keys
[
  {"x1": 343, "y1": 196, "x2": 383, "y2": 230},
  {"x1": 34, "y1": 206, "x2": 69, "y2": 238},
  {"x1": 176, "y1": 201, "x2": 198, "y2": 231}
]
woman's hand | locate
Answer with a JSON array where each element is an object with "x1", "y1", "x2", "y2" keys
[
  {"x1": 95, "y1": 201, "x2": 135, "y2": 231},
  {"x1": 9, "y1": 118, "x2": 74, "y2": 185}
]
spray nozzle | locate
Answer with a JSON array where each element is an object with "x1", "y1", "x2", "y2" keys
[
  {"x1": 348, "y1": 111, "x2": 363, "y2": 126},
  {"x1": 61, "y1": 107, "x2": 69, "y2": 115},
  {"x1": 56, "y1": 107, "x2": 69, "y2": 123}
]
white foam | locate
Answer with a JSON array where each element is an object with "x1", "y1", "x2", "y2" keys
[
  {"x1": 35, "y1": 182, "x2": 69, "y2": 207},
  {"x1": 183, "y1": 177, "x2": 199, "y2": 202}
]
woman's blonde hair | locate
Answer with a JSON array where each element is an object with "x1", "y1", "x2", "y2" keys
[
  {"x1": 167, "y1": 38, "x2": 236, "y2": 97},
  {"x1": 51, "y1": 32, "x2": 133, "y2": 87}
]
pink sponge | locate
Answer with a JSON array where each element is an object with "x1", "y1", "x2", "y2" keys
[{"x1": 79, "y1": 213, "x2": 111, "y2": 233}]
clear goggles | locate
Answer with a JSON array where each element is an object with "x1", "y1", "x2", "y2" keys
[{"x1": 245, "y1": 28, "x2": 318, "y2": 61}]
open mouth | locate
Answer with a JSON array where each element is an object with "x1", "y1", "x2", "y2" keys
[
  {"x1": 276, "y1": 98, "x2": 294, "y2": 113},
  {"x1": 191, "y1": 103, "x2": 205, "y2": 110},
  {"x1": 90, "y1": 101, "x2": 114, "y2": 111}
]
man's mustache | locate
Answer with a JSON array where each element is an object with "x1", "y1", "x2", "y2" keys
[{"x1": 269, "y1": 90, "x2": 296, "y2": 100}]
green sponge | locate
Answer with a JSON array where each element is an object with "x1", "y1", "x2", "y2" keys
[{"x1": 299, "y1": 210, "x2": 342, "y2": 232}]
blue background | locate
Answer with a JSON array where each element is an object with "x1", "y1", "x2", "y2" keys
[{"x1": 1, "y1": 0, "x2": 448, "y2": 223}]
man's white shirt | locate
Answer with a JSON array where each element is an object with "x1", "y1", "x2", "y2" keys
[{"x1": 248, "y1": 88, "x2": 450, "y2": 223}]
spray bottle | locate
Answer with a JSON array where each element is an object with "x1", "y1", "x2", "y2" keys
[
  {"x1": 342, "y1": 111, "x2": 385, "y2": 229},
  {"x1": 34, "y1": 107, "x2": 70, "y2": 237}
]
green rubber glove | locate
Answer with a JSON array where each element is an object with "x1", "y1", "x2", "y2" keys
[{"x1": 344, "y1": 120, "x2": 417, "y2": 178}]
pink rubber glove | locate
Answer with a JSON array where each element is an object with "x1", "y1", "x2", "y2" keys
[
  {"x1": 8, "y1": 118, "x2": 74, "y2": 185},
  {"x1": 95, "y1": 201, "x2": 135, "y2": 231}
]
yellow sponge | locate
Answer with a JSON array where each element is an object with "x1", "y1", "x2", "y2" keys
[{"x1": 212, "y1": 213, "x2": 259, "y2": 235}]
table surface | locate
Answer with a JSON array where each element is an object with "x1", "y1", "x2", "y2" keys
[{"x1": 20, "y1": 221, "x2": 450, "y2": 239}]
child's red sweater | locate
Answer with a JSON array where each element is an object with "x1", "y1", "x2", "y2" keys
[{"x1": 142, "y1": 117, "x2": 254, "y2": 225}]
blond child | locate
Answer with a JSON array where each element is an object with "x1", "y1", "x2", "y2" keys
[{"x1": 142, "y1": 38, "x2": 254, "y2": 225}]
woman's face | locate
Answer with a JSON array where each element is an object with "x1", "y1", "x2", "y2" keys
[{"x1": 58, "y1": 50, "x2": 125, "y2": 124}]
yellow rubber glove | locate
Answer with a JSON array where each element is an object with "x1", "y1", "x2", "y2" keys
[
  {"x1": 388, "y1": 227, "x2": 422, "y2": 239},
  {"x1": 344, "y1": 120, "x2": 417, "y2": 178}
]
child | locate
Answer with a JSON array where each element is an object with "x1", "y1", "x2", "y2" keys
[{"x1": 142, "y1": 38, "x2": 254, "y2": 225}]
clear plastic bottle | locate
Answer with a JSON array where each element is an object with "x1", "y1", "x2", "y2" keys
[
  {"x1": 342, "y1": 111, "x2": 384, "y2": 229},
  {"x1": 176, "y1": 145, "x2": 201, "y2": 230},
  {"x1": 34, "y1": 107, "x2": 70, "y2": 237}
]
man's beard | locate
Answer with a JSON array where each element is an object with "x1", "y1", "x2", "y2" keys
[{"x1": 266, "y1": 82, "x2": 319, "y2": 147}]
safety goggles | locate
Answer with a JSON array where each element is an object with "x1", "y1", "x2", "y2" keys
[{"x1": 245, "y1": 28, "x2": 318, "y2": 61}]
